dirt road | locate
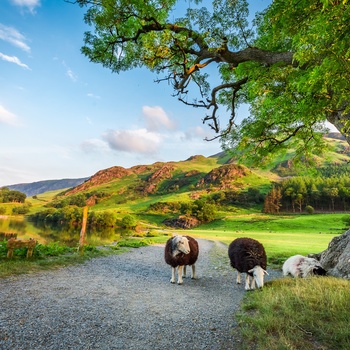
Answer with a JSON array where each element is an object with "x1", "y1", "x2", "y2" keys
[{"x1": 0, "y1": 239, "x2": 279, "y2": 350}]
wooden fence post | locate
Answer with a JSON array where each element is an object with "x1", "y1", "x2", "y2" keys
[{"x1": 79, "y1": 206, "x2": 88, "y2": 254}]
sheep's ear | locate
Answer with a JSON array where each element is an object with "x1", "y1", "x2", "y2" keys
[
  {"x1": 248, "y1": 268, "x2": 253, "y2": 273},
  {"x1": 264, "y1": 269, "x2": 269, "y2": 275}
]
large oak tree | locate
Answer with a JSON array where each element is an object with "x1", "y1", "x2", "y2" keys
[{"x1": 74, "y1": 0, "x2": 350, "y2": 165}]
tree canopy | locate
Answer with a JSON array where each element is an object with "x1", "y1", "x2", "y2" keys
[{"x1": 74, "y1": 0, "x2": 350, "y2": 165}]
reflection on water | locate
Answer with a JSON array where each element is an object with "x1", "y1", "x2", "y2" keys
[{"x1": 0, "y1": 217, "x2": 121, "y2": 246}]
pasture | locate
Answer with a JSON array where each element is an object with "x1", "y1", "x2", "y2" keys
[{"x1": 150, "y1": 212, "x2": 345, "y2": 266}]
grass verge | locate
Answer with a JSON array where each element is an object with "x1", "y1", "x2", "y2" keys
[
  {"x1": 237, "y1": 277, "x2": 350, "y2": 350},
  {"x1": 0, "y1": 239, "x2": 144, "y2": 279}
]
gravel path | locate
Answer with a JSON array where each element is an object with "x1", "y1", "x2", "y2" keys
[{"x1": 0, "y1": 239, "x2": 281, "y2": 350}]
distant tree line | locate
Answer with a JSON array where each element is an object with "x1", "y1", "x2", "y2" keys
[
  {"x1": 0, "y1": 187, "x2": 26, "y2": 203},
  {"x1": 264, "y1": 175, "x2": 350, "y2": 213},
  {"x1": 148, "y1": 199, "x2": 217, "y2": 223},
  {"x1": 148, "y1": 187, "x2": 264, "y2": 223},
  {"x1": 47, "y1": 191, "x2": 109, "y2": 208},
  {"x1": 29, "y1": 207, "x2": 115, "y2": 229}
]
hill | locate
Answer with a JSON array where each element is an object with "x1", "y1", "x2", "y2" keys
[
  {"x1": 7, "y1": 178, "x2": 89, "y2": 197},
  {"x1": 10, "y1": 133, "x2": 350, "y2": 201}
]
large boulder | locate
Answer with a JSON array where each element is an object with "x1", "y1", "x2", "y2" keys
[
  {"x1": 311, "y1": 230, "x2": 350, "y2": 279},
  {"x1": 163, "y1": 216, "x2": 199, "y2": 229}
]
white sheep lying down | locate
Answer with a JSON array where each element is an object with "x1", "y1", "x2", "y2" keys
[{"x1": 282, "y1": 254, "x2": 326, "y2": 278}]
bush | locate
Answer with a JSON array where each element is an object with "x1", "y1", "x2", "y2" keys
[
  {"x1": 342, "y1": 215, "x2": 350, "y2": 228},
  {"x1": 305, "y1": 205, "x2": 315, "y2": 214},
  {"x1": 35, "y1": 242, "x2": 74, "y2": 257},
  {"x1": 121, "y1": 215, "x2": 137, "y2": 229},
  {"x1": 12, "y1": 206, "x2": 30, "y2": 215}
]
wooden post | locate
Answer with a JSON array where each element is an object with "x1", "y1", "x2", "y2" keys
[{"x1": 79, "y1": 206, "x2": 88, "y2": 254}]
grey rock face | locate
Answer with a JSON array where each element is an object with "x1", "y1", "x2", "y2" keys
[{"x1": 311, "y1": 230, "x2": 350, "y2": 279}]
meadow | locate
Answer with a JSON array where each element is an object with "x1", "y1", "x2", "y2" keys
[{"x1": 147, "y1": 212, "x2": 345, "y2": 266}]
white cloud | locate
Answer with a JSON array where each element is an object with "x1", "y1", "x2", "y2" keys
[
  {"x1": 87, "y1": 93, "x2": 101, "y2": 99},
  {"x1": 81, "y1": 139, "x2": 110, "y2": 154},
  {"x1": 61, "y1": 60, "x2": 77, "y2": 82},
  {"x1": 142, "y1": 106, "x2": 176, "y2": 131},
  {"x1": 103, "y1": 129, "x2": 161, "y2": 154},
  {"x1": 0, "y1": 105, "x2": 21, "y2": 126},
  {"x1": 0, "y1": 52, "x2": 30, "y2": 69},
  {"x1": 0, "y1": 24, "x2": 31, "y2": 52},
  {"x1": 183, "y1": 126, "x2": 210, "y2": 140},
  {"x1": 66, "y1": 68, "x2": 77, "y2": 82},
  {"x1": 10, "y1": 0, "x2": 41, "y2": 14}
]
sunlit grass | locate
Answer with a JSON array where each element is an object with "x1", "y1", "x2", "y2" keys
[{"x1": 237, "y1": 277, "x2": 350, "y2": 350}]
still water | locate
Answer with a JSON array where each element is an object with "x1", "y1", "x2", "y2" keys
[{"x1": 0, "y1": 217, "x2": 122, "y2": 246}]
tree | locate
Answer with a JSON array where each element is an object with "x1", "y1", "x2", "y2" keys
[
  {"x1": 75, "y1": 0, "x2": 350, "y2": 164},
  {"x1": 263, "y1": 186, "x2": 282, "y2": 213},
  {"x1": 121, "y1": 214, "x2": 137, "y2": 229}
]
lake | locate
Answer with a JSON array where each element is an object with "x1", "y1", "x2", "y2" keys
[{"x1": 0, "y1": 217, "x2": 122, "y2": 246}]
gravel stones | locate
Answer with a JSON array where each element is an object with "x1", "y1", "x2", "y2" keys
[{"x1": 0, "y1": 239, "x2": 281, "y2": 350}]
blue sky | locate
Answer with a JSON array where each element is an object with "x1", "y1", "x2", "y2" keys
[{"x1": 0, "y1": 0, "x2": 269, "y2": 187}]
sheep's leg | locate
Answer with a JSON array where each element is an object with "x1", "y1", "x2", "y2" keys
[
  {"x1": 170, "y1": 267, "x2": 176, "y2": 284},
  {"x1": 236, "y1": 272, "x2": 241, "y2": 284},
  {"x1": 245, "y1": 274, "x2": 251, "y2": 290},
  {"x1": 177, "y1": 265, "x2": 184, "y2": 284},
  {"x1": 191, "y1": 264, "x2": 196, "y2": 279},
  {"x1": 250, "y1": 277, "x2": 256, "y2": 290},
  {"x1": 183, "y1": 265, "x2": 187, "y2": 278}
]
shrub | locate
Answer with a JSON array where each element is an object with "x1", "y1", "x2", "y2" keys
[
  {"x1": 121, "y1": 215, "x2": 137, "y2": 229},
  {"x1": 305, "y1": 205, "x2": 315, "y2": 214},
  {"x1": 12, "y1": 206, "x2": 30, "y2": 215}
]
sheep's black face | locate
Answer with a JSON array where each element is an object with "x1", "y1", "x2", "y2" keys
[{"x1": 313, "y1": 266, "x2": 327, "y2": 276}]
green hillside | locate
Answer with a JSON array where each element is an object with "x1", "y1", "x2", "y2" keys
[{"x1": 24, "y1": 134, "x2": 350, "y2": 229}]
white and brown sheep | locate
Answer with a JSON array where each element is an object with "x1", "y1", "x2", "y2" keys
[
  {"x1": 228, "y1": 237, "x2": 268, "y2": 290},
  {"x1": 282, "y1": 254, "x2": 326, "y2": 278},
  {"x1": 164, "y1": 235, "x2": 199, "y2": 285}
]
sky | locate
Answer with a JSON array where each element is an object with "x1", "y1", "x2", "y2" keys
[{"x1": 0, "y1": 0, "x2": 271, "y2": 187}]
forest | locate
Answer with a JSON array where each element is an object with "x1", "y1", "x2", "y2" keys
[{"x1": 264, "y1": 174, "x2": 350, "y2": 213}]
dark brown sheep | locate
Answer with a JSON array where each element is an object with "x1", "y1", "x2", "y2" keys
[
  {"x1": 164, "y1": 235, "x2": 199, "y2": 284},
  {"x1": 228, "y1": 237, "x2": 268, "y2": 290}
]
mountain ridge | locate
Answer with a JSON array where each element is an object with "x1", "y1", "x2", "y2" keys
[
  {"x1": 5, "y1": 133, "x2": 349, "y2": 197},
  {"x1": 7, "y1": 178, "x2": 89, "y2": 197}
]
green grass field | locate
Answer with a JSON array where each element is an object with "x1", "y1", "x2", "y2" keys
[{"x1": 147, "y1": 212, "x2": 345, "y2": 266}]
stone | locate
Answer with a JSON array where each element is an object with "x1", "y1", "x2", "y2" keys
[{"x1": 310, "y1": 230, "x2": 350, "y2": 279}]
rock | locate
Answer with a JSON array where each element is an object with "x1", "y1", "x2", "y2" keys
[
  {"x1": 163, "y1": 216, "x2": 199, "y2": 229},
  {"x1": 310, "y1": 230, "x2": 350, "y2": 279},
  {"x1": 197, "y1": 164, "x2": 249, "y2": 189}
]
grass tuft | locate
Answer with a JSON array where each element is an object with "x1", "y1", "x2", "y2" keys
[{"x1": 237, "y1": 277, "x2": 350, "y2": 350}]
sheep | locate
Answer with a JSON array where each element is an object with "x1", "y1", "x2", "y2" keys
[
  {"x1": 282, "y1": 254, "x2": 327, "y2": 278},
  {"x1": 164, "y1": 235, "x2": 199, "y2": 285},
  {"x1": 228, "y1": 237, "x2": 268, "y2": 290}
]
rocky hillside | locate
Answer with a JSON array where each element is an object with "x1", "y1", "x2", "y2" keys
[{"x1": 6, "y1": 133, "x2": 349, "y2": 198}]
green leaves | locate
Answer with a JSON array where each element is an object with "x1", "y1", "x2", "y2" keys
[{"x1": 76, "y1": 0, "x2": 350, "y2": 166}]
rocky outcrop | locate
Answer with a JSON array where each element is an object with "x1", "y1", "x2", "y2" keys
[
  {"x1": 163, "y1": 216, "x2": 199, "y2": 229},
  {"x1": 65, "y1": 166, "x2": 132, "y2": 195},
  {"x1": 197, "y1": 164, "x2": 249, "y2": 189},
  {"x1": 311, "y1": 230, "x2": 350, "y2": 279},
  {"x1": 142, "y1": 164, "x2": 175, "y2": 194}
]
